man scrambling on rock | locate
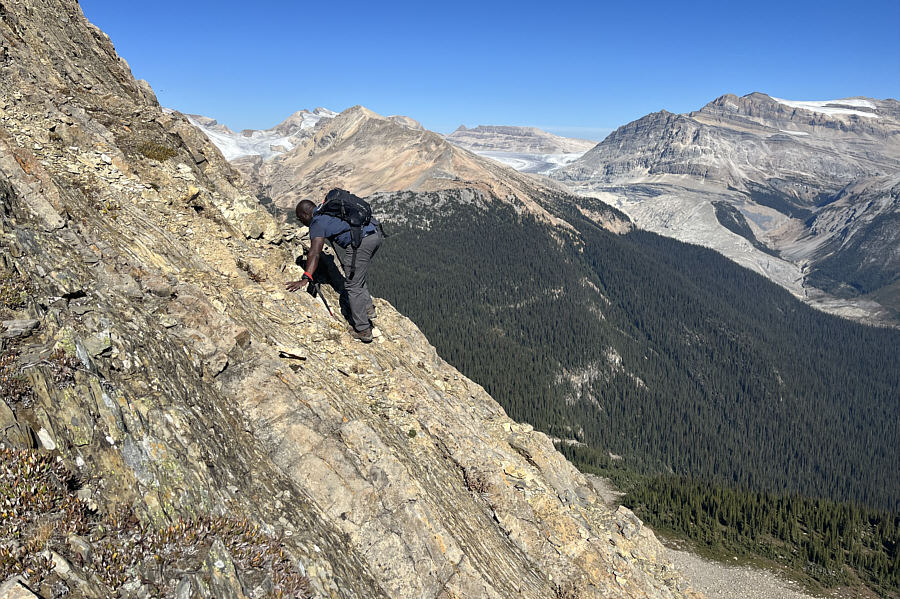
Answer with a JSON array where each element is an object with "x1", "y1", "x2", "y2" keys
[{"x1": 286, "y1": 190, "x2": 382, "y2": 343}]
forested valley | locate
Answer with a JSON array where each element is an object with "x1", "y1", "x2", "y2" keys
[{"x1": 368, "y1": 191, "x2": 900, "y2": 597}]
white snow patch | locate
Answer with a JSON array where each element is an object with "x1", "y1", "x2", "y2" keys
[
  {"x1": 779, "y1": 129, "x2": 809, "y2": 136},
  {"x1": 298, "y1": 110, "x2": 335, "y2": 130},
  {"x1": 187, "y1": 116, "x2": 294, "y2": 161},
  {"x1": 771, "y1": 97, "x2": 879, "y2": 119}
]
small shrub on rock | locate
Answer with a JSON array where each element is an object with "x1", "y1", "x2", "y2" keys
[
  {"x1": 462, "y1": 466, "x2": 490, "y2": 495},
  {"x1": 47, "y1": 347, "x2": 80, "y2": 389},
  {"x1": 0, "y1": 271, "x2": 32, "y2": 313},
  {"x1": 0, "y1": 449, "x2": 312, "y2": 598},
  {"x1": 137, "y1": 141, "x2": 176, "y2": 162},
  {"x1": 0, "y1": 349, "x2": 33, "y2": 407}
]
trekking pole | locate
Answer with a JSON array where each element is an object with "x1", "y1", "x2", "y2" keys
[
  {"x1": 318, "y1": 290, "x2": 335, "y2": 319},
  {"x1": 307, "y1": 280, "x2": 335, "y2": 319}
]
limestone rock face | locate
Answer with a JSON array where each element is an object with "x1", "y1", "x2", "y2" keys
[
  {"x1": 0, "y1": 577, "x2": 39, "y2": 599},
  {"x1": 552, "y1": 93, "x2": 900, "y2": 324},
  {"x1": 556, "y1": 94, "x2": 900, "y2": 192},
  {"x1": 0, "y1": 1, "x2": 694, "y2": 598}
]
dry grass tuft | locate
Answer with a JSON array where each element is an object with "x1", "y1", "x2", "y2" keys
[{"x1": 137, "y1": 141, "x2": 176, "y2": 162}]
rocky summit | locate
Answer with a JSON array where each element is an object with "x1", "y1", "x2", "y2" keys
[
  {"x1": 553, "y1": 93, "x2": 900, "y2": 323},
  {"x1": 227, "y1": 103, "x2": 624, "y2": 233},
  {"x1": 0, "y1": 1, "x2": 697, "y2": 598}
]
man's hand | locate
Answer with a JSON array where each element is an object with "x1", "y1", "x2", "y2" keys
[
  {"x1": 286, "y1": 238, "x2": 324, "y2": 294},
  {"x1": 285, "y1": 279, "x2": 308, "y2": 292}
]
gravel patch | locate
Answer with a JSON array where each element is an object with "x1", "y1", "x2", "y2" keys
[
  {"x1": 584, "y1": 474, "x2": 625, "y2": 507},
  {"x1": 668, "y1": 546, "x2": 822, "y2": 599}
]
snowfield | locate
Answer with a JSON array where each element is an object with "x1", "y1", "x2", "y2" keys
[
  {"x1": 186, "y1": 109, "x2": 337, "y2": 161},
  {"x1": 186, "y1": 118, "x2": 295, "y2": 161},
  {"x1": 778, "y1": 130, "x2": 809, "y2": 136},
  {"x1": 475, "y1": 151, "x2": 587, "y2": 174},
  {"x1": 771, "y1": 97, "x2": 879, "y2": 118}
]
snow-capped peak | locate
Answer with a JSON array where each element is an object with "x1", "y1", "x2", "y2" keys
[{"x1": 186, "y1": 109, "x2": 337, "y2": 161}]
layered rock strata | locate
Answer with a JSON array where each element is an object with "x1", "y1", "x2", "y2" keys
[{"x1": 0, "y1": 1, "x2": 696, "y2": 597}]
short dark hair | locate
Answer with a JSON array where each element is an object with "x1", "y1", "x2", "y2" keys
[{"x1": 295, "y1": 199, "x2": 316, "y2": 221}]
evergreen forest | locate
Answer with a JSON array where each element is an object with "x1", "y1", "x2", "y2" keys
[{"x1": 368, "y1": 190, "x2": 900, "y2": 596}]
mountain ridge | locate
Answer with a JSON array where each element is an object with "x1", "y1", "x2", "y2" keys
[
  {"x1": 228, "y1": 103, "x2": 630, "y2": 232},
  {"x1": 552, "y1": 91, "x2": 900, "y2": 323}
]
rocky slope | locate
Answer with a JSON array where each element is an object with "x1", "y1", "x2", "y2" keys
[
  {"x1": 785, "y1": 174, "x2": 899, "y2": 307},
  {"x1": 553, "y1": 93, "x2": 900, "y2": 323},
  {"x1": 0, "y1": 1, "x2": 691, "y2": 597},
  {"x1": 445, "y1": 125, "x2": 596, "y2": 175},
  {"x1": 561, "y1": 94, "x2": 900, "y2": 190}
]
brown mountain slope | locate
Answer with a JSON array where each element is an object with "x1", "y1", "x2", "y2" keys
[{"x1": 237, "y1": 105, "x2": 607, "y2": 228}]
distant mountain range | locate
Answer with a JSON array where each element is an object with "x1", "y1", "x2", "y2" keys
[
  {"x1": 189, "y1": 94, "x2": 899, "y2": 323},
  {"x1": 551, "y1": 93, "x2": 900, "y2": 323},
  {"x1": 444, "y1": 125, "x2": 595, "y2": 174},
  {"x1": 199, "y1": 105, "x2": 628, "y2": 233}
]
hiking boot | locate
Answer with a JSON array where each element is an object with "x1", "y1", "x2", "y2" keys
[
  {"x1": 349, "y1": 326, "x2": 373, "y2": 343},
  {"x1": 366, "y1": 305, "x2": 376, "y2": 320}
]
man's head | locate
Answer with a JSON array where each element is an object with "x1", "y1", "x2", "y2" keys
[{"x1": 295, "y1": 199, "x2": 316, "y2": 226}]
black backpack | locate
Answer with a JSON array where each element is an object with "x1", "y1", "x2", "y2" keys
[{"x1": 318, "y1": 188, "x2": 372, "y2": 249}]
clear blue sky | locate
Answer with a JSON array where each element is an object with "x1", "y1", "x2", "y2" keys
[{"x1": 80, "y1": 0, "x2": 899, "y2": 140}]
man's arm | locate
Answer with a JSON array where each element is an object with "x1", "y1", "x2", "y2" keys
[{"x1": 285, "y1": 236, "x2": 325, "y2": 292}]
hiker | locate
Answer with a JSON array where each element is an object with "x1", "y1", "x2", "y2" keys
[{"x1": 286, "y1": 190, "x2": 382, "y2": 343}]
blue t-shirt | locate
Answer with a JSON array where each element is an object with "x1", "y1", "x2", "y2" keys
[{"x1": 308, "y1": 211, "x2": 377, "y2": 248}]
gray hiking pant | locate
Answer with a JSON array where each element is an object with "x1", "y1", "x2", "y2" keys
[{"x1": 333, "y1": 230, "x2": 382, "y2": 332}]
